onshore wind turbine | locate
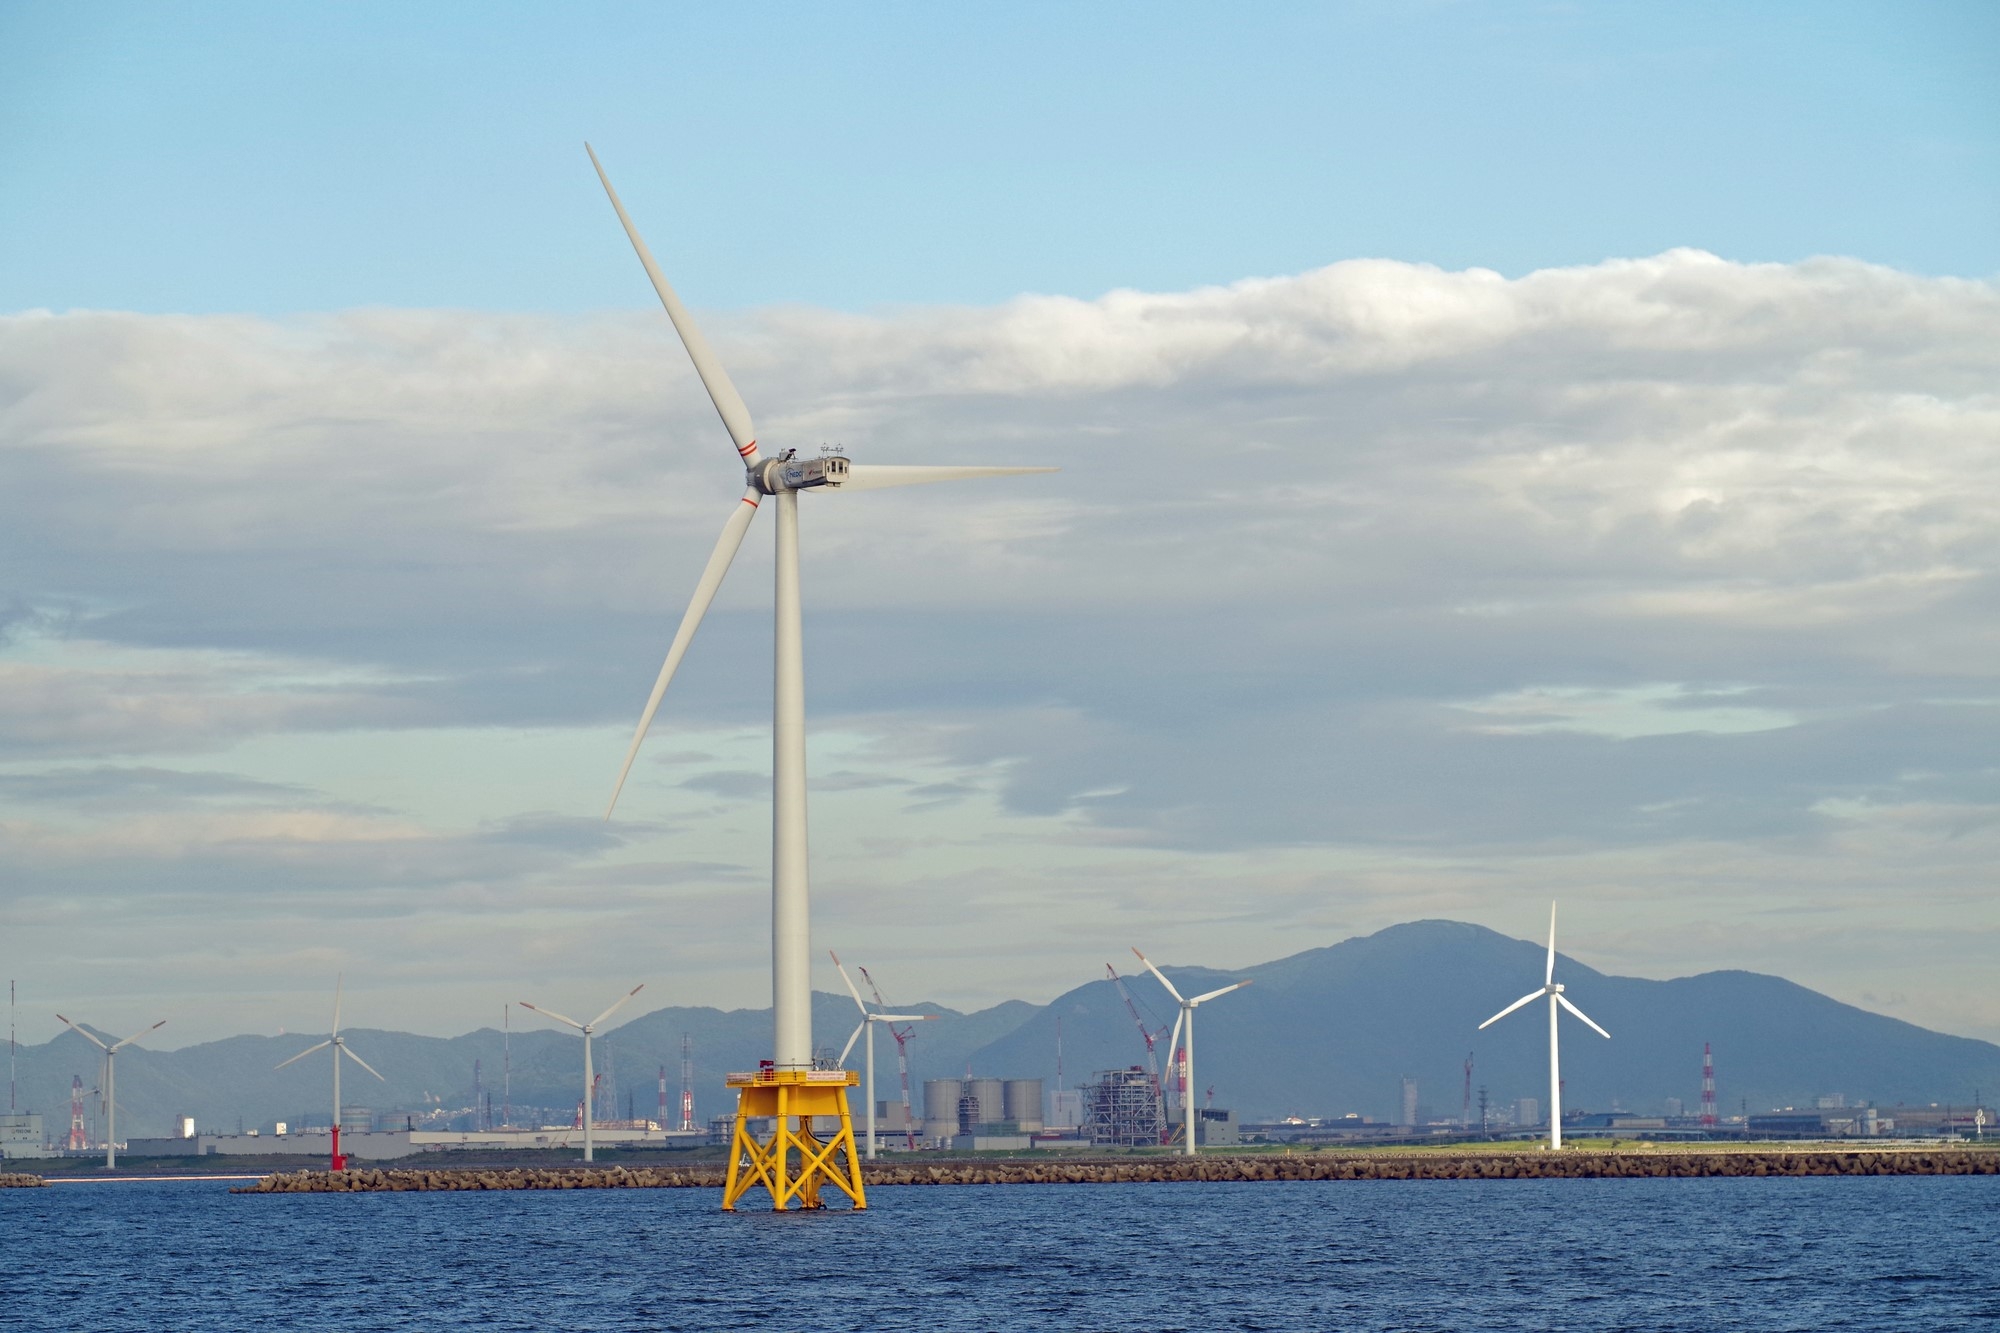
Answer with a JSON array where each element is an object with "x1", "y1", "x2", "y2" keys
[
  {"x1": 56, "y1": 1015, "x2": 164, "y2": 1170},
  {"x1": 1477, "y1": 902, "x2": 1610, "y2": 1150},
  {"x1": 274, "y1": 977, "x2": 384, "y2": 1171},
  {"x1": 831, "y1": 952, "x2": 935, "y2": 1161},
  {"x1": 1131, "y1": 948, "x2": 1250, "y2": 1157},
  {"x1": 586, "y1": 144, "x2": 1053, "y2": 1211},
  {"x1": 520, "y1": 983, "x2": 644, "y2": 1163}
]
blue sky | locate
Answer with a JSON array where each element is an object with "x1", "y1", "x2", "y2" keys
[
  {"x1": 3, "y1": 2, "x2": 1994, "y2": 316},
  {"x1": 4, "y1": 3, "x2": 2000, "y2": 1062}
]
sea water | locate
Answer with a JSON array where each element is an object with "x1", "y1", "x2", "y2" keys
[{"x1": 3, "y1": 1174, "x2": 1994, "y2": 1331}]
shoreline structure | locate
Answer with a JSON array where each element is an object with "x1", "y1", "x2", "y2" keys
[{"x1": 233, "y1": 1147, "x2": 2000, "y2": 1193}]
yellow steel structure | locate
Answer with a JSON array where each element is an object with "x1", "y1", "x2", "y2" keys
[{"x1": 722, "y1": 1067, "x2": 867, "y2": 1211}]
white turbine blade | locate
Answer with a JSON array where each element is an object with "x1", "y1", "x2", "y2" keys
[
  {"x1": 1132, "y1": 947, "x2": 1186, "y2": 1004},
  {"x1": 833, "y1": 464, "x2": 1056, "y2": 493},
  {"x1": 332, "y1": 974, "x2": 344, "y2": 1037},
  {"x1": 1478, "y1": 989, "x2": 1545, "y2": 1030},
  {"x1": 1190, "y1": 980, "x2": 1251, "y2": 1006},
  {"x1": 1555, "y1": 992, "x2": 1611, "y2": 1040},
  {"x1": 1546, "y1": 902, "x2": 1557, "y2": 986},
  {"x1": 1165, "y1": 1010, "x2": 1184, "y2": 1070},
  {"x1": 109, "y1": 1019, "x2": 166, "y2": 1053},
  {"x1": 589, "y1": 983, "x2": 647, "y2": 1030},
  {"x1": 585, "y1": 144, "x2": 760, "y2": 465},
  {"x1": 342, "y1": 1044, "x2": 388, "y2": 1082},
  {"x1": 872, "y1": 1014, "x2": 935, "y2": 1024},
  {"x1": 838, "y1": 1021, "x2": 865, "y2": 1066},
  {"x1": 56, "y1": 1016, "x2": 110, "y2": 1052},
  {"x1": 519, "y1": 1002, "x2": 585, "y2": 1032},
  {"x1": 606, "y1": 489, "x2": 762, "y2": 818},
  {"x1": 829, "y1": 951, "x2": 870, "y2": 1015},
  {"x1": 275, "y1": 1039, "x2": 333, "y2": 1070}
]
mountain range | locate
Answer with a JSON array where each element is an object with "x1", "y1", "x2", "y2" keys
[{"x1": 10, "y1": 920, "x2": 1997, "y2": 1140}]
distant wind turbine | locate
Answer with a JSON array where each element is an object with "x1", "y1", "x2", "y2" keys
[
  {"x1": 56, "y1": 1014, "x2": 164, "y2": 1170},
  {"x1": 830, "y1": 952, "x2": 934, "y2": 1161},
  {"x1": 519, "y1": 983, "x2": 644, "y2": 1163},
  {"x1": 1477, "y1": 902, "x2": 1609, "y2": 1150},
  {"x1": 1132, "y1": 948, "x2": 1250, "y2": 1157},
  {"x1": 274, "y1": 976, "x2": 384, "y2": 1171}
]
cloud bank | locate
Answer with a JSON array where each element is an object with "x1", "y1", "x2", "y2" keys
[{"x1": 5, "y1": 250, "x2": 1998, "y2": 1043}]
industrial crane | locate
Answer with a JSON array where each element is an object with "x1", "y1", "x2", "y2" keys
[
  {"x1": 857, "y1": 964, "x2": 922, "y2": 1150},
  {"x1": 1105, "y1": 963, "x2": 1170, "y2": 1142}
]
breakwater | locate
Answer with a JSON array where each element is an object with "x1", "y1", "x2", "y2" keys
[
  {"x1": 234, "y1": 1148, "x2": 1999, "y2": 1193},
  {"x1": 0, "y1": 1173, "x2": 48, "y2": 1188}
]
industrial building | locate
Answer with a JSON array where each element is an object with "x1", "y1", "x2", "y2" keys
[
  {"x1": 1083, "y1": 1067, "x2": 1162, "y2": 1147},
  {"x1": 0, "y1": 1114, "x2": 44, "y2": 1160}
]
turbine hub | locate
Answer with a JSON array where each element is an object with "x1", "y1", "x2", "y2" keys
[{"x1": 1552, "y1": 982, "x2": 1565, "y2": 993}]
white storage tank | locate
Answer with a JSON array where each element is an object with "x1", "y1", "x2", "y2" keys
[{"x1": 1003, "y1": 1079, "x2": 1045, "y2": 1132}]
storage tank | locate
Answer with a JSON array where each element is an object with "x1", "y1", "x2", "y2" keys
[
  {"x1": 1004, "y1": 1079, "x2": 1045, "y2": 1133},
  {"x1": 923, "y1": 1078, "x2": 962, "y2": 1142},
  {"x1": 963, "y1": 1077, "x2": 1005, "y2": 1127}
]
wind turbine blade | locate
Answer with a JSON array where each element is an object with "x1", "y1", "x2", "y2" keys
[
  {"x1": 519, "y1": 1002, "x2": 585, "y2": 1032},
  {"x1": 275, "y1": 1039, "x2": 333, "y2": 1070},
  {"x1": 589, "y1": 983, "x2": 646, "y2": 1030},
  {"x1": 1166, "y1": 1010, "x2": 1184, "y2": 1071},
  {"x1": 585, "y1": 144, "x2": 760, "y2": 465},
  {"x1": 1555, "y1": 992, "x2": 1611, "y2": 1039},
  {"x1": 1190, "y1": 981, "x2": 1251, "y2": 1006},
  {"x1": 1478, "y1": 989, "x2": 1546, "y2": 1030},
  {"x1": 872, "y1": 1014, "x2": 935, "y2": 1024},
  {"x1": 109, "y1": 1019, "x2": 167, "y2": 1053},
  {"x1": 838, "y1": 1022, "x2": 864, "y2": 1066},
  {"x1": 829, "y1": 951, "x2": 870, "y2": 1015},
  {"x1": 1131, "y1": 947, "x2": 1186, "y2": 1004},
  {"x1": 342, "y1": 1045, "x2": 388, "y2": 1082},
  {"x1": 833, "y1": 464, "x2": 1057, "y2": 493},
  {"x1": 56, "y1": 1016, "x2": 110, "y2": 1052},
  {"x1": 333, "y1": 974, "x2": 344, "y2": 1037},
  {"x1": 606, "y1": 489, "x2": 762, "y2": 817},
  {"x1": 1546, "y1": 902, "x2": 1557, "y2": 986}
]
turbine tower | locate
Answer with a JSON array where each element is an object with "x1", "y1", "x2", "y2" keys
[
  {"x1": 1131, "y1": 948, "x2": 1250, "y2": 1157},
  {"x1": 519, "y1": 983, "x2": 644, "y2": 1163},
  {"x1": 830, "y1": 952, "x2": 934, "y2": 1161},
  {"x1": 585, "y1": 144, "x2": 1053, "y2": 1211},
  {"x1": 1476, "y1": 903, "x2": 1610, "y2": 1150},
  {"x1": 56, "y1": 1015, "x2": 164, "y2": 1170},
  {"x1": 274, "y1": 977, "x2": 383, "y2": 1171}
]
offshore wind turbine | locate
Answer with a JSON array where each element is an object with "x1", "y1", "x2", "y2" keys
[
  {"x1": 519, "y1": 983, "x2": 644, "y2": 1163},
  {"x1": 1477, "y1": 902, "x2": 1610, "y2": 1150},
  {"x1": 830, "y1": 952, "x2": 935, "y2": 1161},
  {"x1": 585, "y1": 144, "x2": 1053, "y2": 1211},
  {"x1": 56, "y1": 1015, "x2": 164, "y2": 1170},
  {"x1": 1131, "y1": 948, "x2": 1250, "y2": 1157},
  {"x1": 274, "y1": 976, "x2": 384, "y2": 1171}
]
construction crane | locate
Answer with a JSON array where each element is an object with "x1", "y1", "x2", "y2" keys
[
  {"x1": 1105, "y1": 963, "x2": 1169, "y2": 1141},
  {"x1": 857, "y1": 964, "x2": 921, "y2": 1150}
]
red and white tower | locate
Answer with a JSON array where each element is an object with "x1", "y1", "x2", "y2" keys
[
  {"x1": 658, "y1": 1065, "x2": 669, "y2": 1129},
  {"x1": 1700, "y1": 1042, "x2": 1717, "y2": 1127},
  {"x1": 678, "y1": 1035, "x2": 696, "y2": 1133},
  {"x1": 67, "y1": 1074, "x2": 87, "y2": 1150}
]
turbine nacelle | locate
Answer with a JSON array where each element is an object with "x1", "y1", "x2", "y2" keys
[{"x1": 755, "y1": 454, "x2": 850, "y2": 494}]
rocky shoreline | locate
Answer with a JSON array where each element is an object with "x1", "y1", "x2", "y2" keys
[
  {"x1": 233, "y1": 1148, "x2": 2000, "y2": 1193},
  {"x1": 0, "y1": 1173, "x2": 48, "y2": 1188}
]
